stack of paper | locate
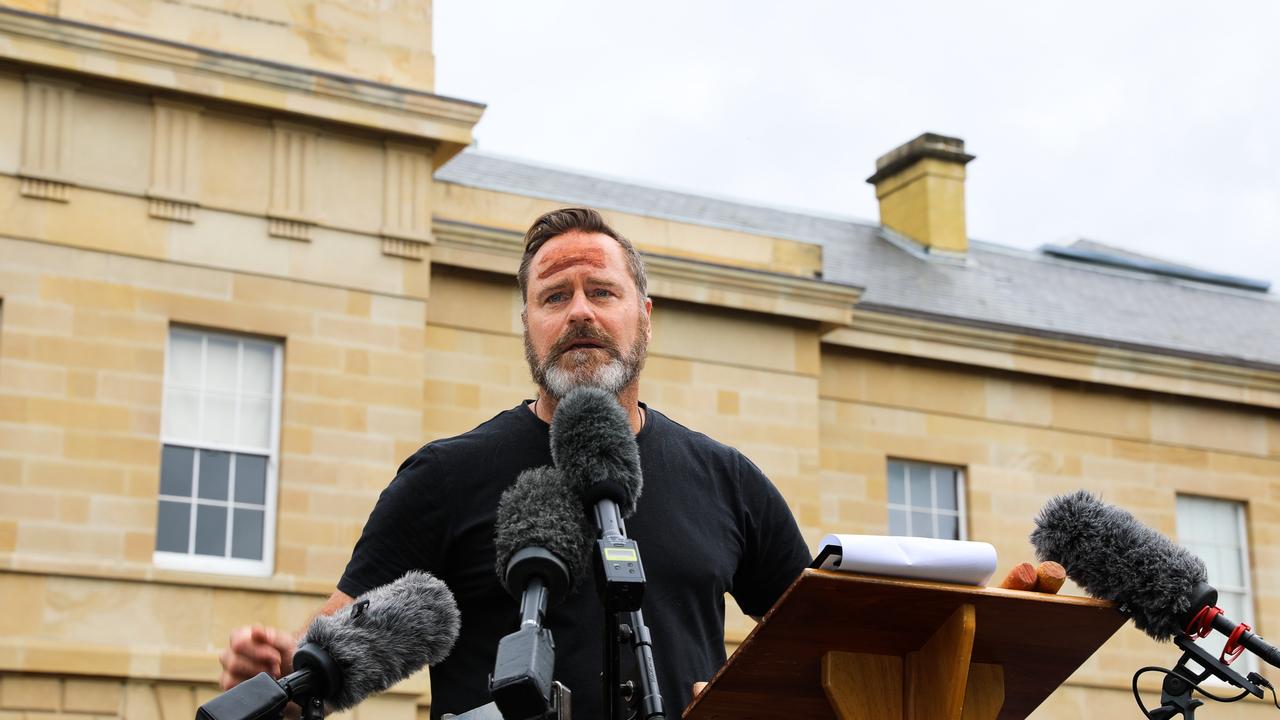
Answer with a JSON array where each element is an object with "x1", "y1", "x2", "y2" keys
[{"x1": 815, "y1": 534, "x2": 997, "y2": 586}]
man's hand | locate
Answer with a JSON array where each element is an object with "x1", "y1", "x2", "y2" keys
[{"x1": 219, "y1": 625, "x2": 297, "y2": 690}]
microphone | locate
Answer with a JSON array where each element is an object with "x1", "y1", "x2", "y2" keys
[
  {"x1": 494, "y1": 465, "x2": 593, "y2": 605},
  {"x1": 550, "y1": 388, "x2": 666, "y2": 720},
  {"x1": 198, "y1": 571, "x2": 460, "y2": 719},
  {"x1": 1031, "y1": 490, "x2": 1280, "y2": 668},
  {"x1": 489, "y1": 465, "x2": 592, "y2": 719},
  {"x1": 549, "y1": 387, "x2": 645, "y2": 611},
  {"x1": 549, "y1": 386, "x2": 643, "y2": 517}
]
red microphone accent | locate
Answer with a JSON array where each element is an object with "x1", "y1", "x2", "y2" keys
[
  {"x1": 1185, "y1": 606, "x2": 1223, "y2": 639},
  {"x1": 1221, "y1": 622, "x2": 1251, "y2": 665}
]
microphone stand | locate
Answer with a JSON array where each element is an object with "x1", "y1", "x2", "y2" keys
[
  {"x1": 592, "y1": 499, "x2": 665, "y2": 720},
  {"x1": 1143, "y1": 635, "x2": 1263, "y2": 719}
]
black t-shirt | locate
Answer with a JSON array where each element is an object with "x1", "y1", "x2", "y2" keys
[{"x1": 338, "y1": 401, "x2": 811, "y2": 719}]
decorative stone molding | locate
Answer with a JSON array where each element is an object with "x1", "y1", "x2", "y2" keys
[
  {"x1": 0, "y1": 7, "x2": 483, "y2": 166},
  {"x1": 19, "y1": 75, "x2": 76, "y2": 202},
  {"x1": 147, "y1": 99, "x2": 201, "y2": 223},
  {"x1": 825, "y1": 309, "x2": 1280, "y2": 409},
  {"x1": 380, "y1": 142, "x2": 434, "y2": 250},
  {"x1": 381, "y1": 236, "x2": 429, "y2": 260},
  {"x1": 19, "y1": 177, "x2": 70, "y2": 202},
  {"x1": 267, "y1": 122, "x2": 317, "y2": 241},
  {"x1": 431, "y1": 218, "x2": 861, "y2": 326},
  {"x1": 267, "y1": 218, "x2": 312, "y2": 242}
]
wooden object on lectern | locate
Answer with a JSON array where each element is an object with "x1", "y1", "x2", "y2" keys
[{"x1": 682, "y1": 569, "x2": 1126, "y2": 720}]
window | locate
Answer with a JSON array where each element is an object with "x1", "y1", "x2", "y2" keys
[
  {"x1": 154, "y1": 327, "x2": 282, "y2": 575},
  {"x1": 887, "y1": 460, "x2": 966, "y2": 540},
  {"x1": 1177, "y1": 495, "x2": 1256, "y2": 675}
]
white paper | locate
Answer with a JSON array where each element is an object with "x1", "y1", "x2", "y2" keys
[{"x1": 816, "y1": 534, "x2": 997, "y2": 586}]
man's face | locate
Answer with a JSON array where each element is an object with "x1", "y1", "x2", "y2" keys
[{"x1": 522, "y1": 231, "x2": 652, "y2": 399}]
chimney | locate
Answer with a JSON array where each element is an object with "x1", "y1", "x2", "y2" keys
[{"x1": 866, "y1": 133, "x2": 975, "y2": 255}]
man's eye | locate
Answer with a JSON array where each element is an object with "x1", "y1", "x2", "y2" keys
[
  {"x1": 592, "y1": 288, "x2": 613, "y2": 298},
  {"x1": 545, "y1": 292, "x2": 566, "y2": 304}
]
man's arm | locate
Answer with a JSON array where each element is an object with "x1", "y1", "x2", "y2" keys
[{"x1": 217, "y1": 589, "x2": 355, "y2": 690}]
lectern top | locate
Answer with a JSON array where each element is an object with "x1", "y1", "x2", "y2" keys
[{"x1": 683, "y1": 569, "x2": 1127, "y2": 720}]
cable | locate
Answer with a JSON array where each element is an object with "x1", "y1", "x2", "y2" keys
[
  {"x1": 1252, "y1": 673, "x2": 1280, "y2": 711},
  {"x1": 1132, "y1": 666, "x2": 1252, "y2": 719}
]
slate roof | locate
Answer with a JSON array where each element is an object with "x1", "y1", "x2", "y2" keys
[{"x1": 437, "y1": 152, "x2": 1280, "y2": 371}]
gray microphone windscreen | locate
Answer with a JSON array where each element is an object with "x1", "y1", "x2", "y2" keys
[
  {"x1": 494, "y1": 465, "x2": 593, "y2": 590},
  {"x1": 301, "y1": 570, "x2": 460, "y2": 710},
  {"x1": 1030, "y1": 490, "x2": 1207, "y2": 641},
  {"x1": 549, "y1": 387, "x2": 642, "y2": 516}
]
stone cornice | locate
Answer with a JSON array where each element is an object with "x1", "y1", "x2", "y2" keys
[
  {"x1": 0, "y1": 7, "x2": 483, "y2": 160},
  {"x1": 825, "y1": 309, "x2": 1280, "y2": 409},
  {"x1": 432, "y1": 218, "x2": 862, "y2": 325}
]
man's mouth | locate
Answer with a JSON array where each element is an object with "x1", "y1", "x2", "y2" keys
[{"x1": 566, "y1": 340, "x2": 604, "y2": 350}]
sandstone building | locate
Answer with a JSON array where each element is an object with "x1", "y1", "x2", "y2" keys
[{"x1": 1, "y1": 2, "x2": 1278, "y2": 718}]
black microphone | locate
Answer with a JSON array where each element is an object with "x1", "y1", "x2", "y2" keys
[
  {"x1": 1031, "y1": 490, "x2": 1280, "y2": 668},
  {"x1": 490, "y1": 465, "x2": 592, "y2": 719},
  {"x1": 549, "y1": 386, "x2": 645, "y2": 612},
  {"x1": 550, "y1": 388, "x2": 666, "y2": 720},
  {"x1": 198, "y1": 571, "x2": 460, "y2": 719}
]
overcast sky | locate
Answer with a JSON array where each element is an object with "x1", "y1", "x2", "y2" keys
[{"x1": 434, "y1": 1, "x2": 1280, "y2": 291}]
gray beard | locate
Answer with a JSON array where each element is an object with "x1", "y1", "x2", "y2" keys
[{"x1": 525, "y1": 328, "x2": 647, "y2": 400}]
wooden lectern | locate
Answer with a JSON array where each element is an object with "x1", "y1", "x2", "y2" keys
[{"x1": 683, "y1": 569, "x2": 1127, "y2": 720}]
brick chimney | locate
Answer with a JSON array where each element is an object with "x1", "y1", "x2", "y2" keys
[{"x1": 866, "y1": 133, "x2": 975, "y2": 255}]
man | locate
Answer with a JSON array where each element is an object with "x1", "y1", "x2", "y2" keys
[{"x1": 219, "y1": 208, "x2": 811, "y2": 717}]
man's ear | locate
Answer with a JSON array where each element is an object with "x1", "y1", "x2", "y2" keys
[{"x1": 643, "y1": 297, "x2": 653, "y2": 340}]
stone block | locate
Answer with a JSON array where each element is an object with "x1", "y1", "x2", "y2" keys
[
  {"x1": 0, "y1": 361, "x2": 67, "y2": 397},
  {"x1": 232, "y1": 274, "x2": 348, "y2": 314},
  {"x1": 0, "y1": 674, "x2": 61, "y2": 711},
  {"x1": 0, "y1": 521, "x2": 15, "y2": 553},
  {"x1": 26, "y1": 460, "x2": 127, "y2": 494},
  {"x1": 62, "y1": 677, "x2": 122, "y2": 715},
  {"x1": 40, "y1": 276, "x2": 138, "y2": 312},
  {"x1": 0, "y1": 487, "x2": 59, "y2": 521},
  {"x1": 0, "y1": 424, "x2": 63, "y2": 457}
]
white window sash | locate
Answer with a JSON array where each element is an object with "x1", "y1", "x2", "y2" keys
[{"x1": 155, "y1": 328, "x2": 282, "y2": 577}]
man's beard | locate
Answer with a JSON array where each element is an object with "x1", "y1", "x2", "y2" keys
[{"x1": 525, "y1": 320, "x2": 648, "y2": 400}]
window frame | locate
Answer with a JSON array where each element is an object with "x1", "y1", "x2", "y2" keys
[
  {"x1": 153, "y1": 326, "x2": 283, "y2": 577},
  {"x1": 1175, "y1": 494, "x2": 1257, "y2": 677},
  {"x1": 886, "y1": 459, "x2": 968, "y2": 541}
]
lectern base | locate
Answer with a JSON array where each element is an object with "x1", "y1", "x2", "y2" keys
[{"x1": 821, "y1": 604, "x2": 1005, "y2": 720}]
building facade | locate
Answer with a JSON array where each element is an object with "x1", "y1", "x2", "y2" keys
[{"x1": 1, "y1": 2, "x2": 1278, "y2": 718}]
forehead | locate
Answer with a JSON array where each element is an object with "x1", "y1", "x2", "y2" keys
[{"x1": 531, "y1": 231, "x2": 628, "y2": 282}]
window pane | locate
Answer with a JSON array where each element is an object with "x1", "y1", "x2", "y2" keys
[
  {"x1": 241, "y1": 342, "x2": 274, "y2": 395},
  {"x1": 935, "y1": 469, "x2": 957, "y2": 511},
  {"x1": 163, "y1": 388, "x2": 200, "y2": 441},
  {"x1": 908, "y1": 465, "x2": 932, "y2": 509},
  {"x1": 205, "y1": 337, "x2": 239, "y2": 393},
  {"x1": 159, "y1": 445, "x2": 194, "y2": 497},
  {"x1": 238, "y1": 396, "x2": 272, "y2": 450},
  {"x1": 194, "y1": 504, "x2": 228, "y2": 556},
  {"x1": 168, "y1": 331, "x2": 203, "y2": 387},
  {"x1": 198, "y1": 450, "x2": 230, "y2": 501},
  {"x1": 937, "y1": 514, "x2": 959, "y2": 540},
  {"x1": 155, "y1": 500, "x2": 190, "y2": 552},
  {"x1": 910, "y1": 510, "x2": 934, "y2": 538},
  {"x1": 1216, "y1": 547, "x2": 1245, "y2": 588},
  {"x1": 202, "y1": 393, "x2": 236, "y2": 445},
  {"x1": 888, "y1": 508, "x2": 908, "y2": 536},
  {"x1": 231, "y1": 508, "x2": 265, "y2": 560},
  {"x1": 234, "y1": 455, "x2": 268, "y2": 505},
  {"x1": 887, "y1": 462, "x2": 906, "y2": 505}
]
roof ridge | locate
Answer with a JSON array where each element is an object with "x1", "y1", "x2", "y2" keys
[{"x1": 444, "y1": 150, "x2": 879, "y2": 229}]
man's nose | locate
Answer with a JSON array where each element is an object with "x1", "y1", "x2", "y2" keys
[{"x1": 566, "y1": 289, "x2": 595, "y2": 323}]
